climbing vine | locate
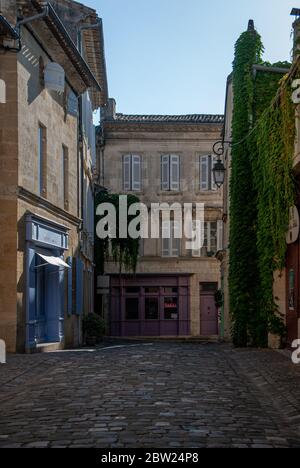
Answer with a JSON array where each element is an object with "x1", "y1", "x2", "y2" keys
[
  {"x1": 229, "y1": 25, "x2": 295, "y2": 347},
  {"x1": 94, "y1": 192, "x2": 140, "y2": 274}
]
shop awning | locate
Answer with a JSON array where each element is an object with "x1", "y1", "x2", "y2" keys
[{"x1": 37, "y1": 253, "x2": 71, "y2": 269}]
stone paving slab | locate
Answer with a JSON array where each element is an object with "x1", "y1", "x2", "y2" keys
[{"x1": 0, "y1": 343, "x2": 300, "y2": 448}]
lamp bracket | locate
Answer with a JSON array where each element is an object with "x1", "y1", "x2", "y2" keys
[{"x1": 212, "y1": 140, "x2": 232, "y2": 158}]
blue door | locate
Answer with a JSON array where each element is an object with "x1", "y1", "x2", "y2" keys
[
  {"x1": 35, "y1": 255, "x2": 47, "y2": 343},
  {"x1": 33, "y1": 252, "x2": 65, "y2": 345}
]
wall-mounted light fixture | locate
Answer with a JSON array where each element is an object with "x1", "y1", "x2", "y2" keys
[{"x1": 211, "y1": 140, "x2": 230, "y2": 188}]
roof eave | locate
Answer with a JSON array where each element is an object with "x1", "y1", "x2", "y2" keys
[
  {"x1": 30, "y1": 0, "x2": 101, "y2": 96},
  {"x1": 81, "y1": 19, "x2": 108, "y2": 109}
]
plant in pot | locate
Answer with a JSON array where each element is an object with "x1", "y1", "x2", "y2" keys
[{"x1": 82, "y1": 313, "x2": 106, "y2": 346}]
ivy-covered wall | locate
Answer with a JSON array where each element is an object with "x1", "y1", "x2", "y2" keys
[
  {"x1": 95, "y1": 192, "x2": 140, "y2": 275},
  {"x1": 229, "y1": 25, "x2": 295, "y2": 347}
]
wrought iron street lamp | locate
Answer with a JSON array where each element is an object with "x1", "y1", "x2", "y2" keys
[
  {"x1": 212, "y1": 158, "x2": 226, "y2": 188},
  {"x1": 211, "y1": 140, "x2": 230, "y2": 188}
]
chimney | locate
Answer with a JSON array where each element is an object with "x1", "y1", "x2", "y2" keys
[
  {"x1": 291, "y1": 9, "x2": 300, "y2": 60},
  {"x1": 247, "y1": 20, "x2": 255, "y2": 31}
]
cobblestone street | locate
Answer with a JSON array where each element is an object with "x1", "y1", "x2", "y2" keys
[{"x1": 1, "y1": 343, "x2": 300, "y2": 448}]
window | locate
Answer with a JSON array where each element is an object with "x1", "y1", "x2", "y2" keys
[
  {"x1": 67, "y1": 90, "x2": 78, "y2": 117},
  {"x1": 123, "y1": 154, "x2": 141, "y2": 191},
  {"x1": 125, "y1": 287, "x2": 140, "y2": 294},
  {"x1": 62, "y1": 145, "x2": 69, "y2": 210},
  {"x1": 161, "y1": 154, "x2": 180, "y2": 191},
  {"x1": 200, "y1": 155, "x2": 218, "y2": 191},
  {"x1": 145, "y1": 297, "x2": 159, "y2": 320},
  {"x1": 162, "y1": 221, "x2": 181, "y2": 257},
  {"x1": 38, "y1": 124, "x2": 47, "y2": 197},
  {"x1": 164, "y1": 297, "x2": 178, "y2": 320},
  {"x1": 164, "y1": 287, "x2": 178, "y2": 294},
  {"x1": 192, "y1": 221, "x2": 223, "y2": 257},
  {"x1": 125, "y1": 297, "x2": 139, "y2": 320},
  {"x1": 145, "y1": 287, "x2": 159, "y2": 294}
]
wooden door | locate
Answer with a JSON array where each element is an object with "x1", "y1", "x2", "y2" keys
[{"x1": 200, "y1": 293, "x2": 218, "y2": 336}]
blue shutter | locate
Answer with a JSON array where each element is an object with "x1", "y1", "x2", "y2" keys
[
  {"x1": 67, "y1": 91, "x2": 78, "y2": 117},
  {"x1": 67, "y1": 257, "x2": 73, "y2": 316},
  {"x1": 76, "y1": 258, "x2": 84, "y2": 316}
]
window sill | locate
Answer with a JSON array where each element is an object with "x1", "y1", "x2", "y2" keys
[
  {"x1": 157, "y1": 191, "x2": 183, "y2": 196},
  {"x1": 120, "y1": 191, "x2": 144, "y2": 196},
  {"x1": 195, "y1": 190, "x2": 221, "y2": 196}
]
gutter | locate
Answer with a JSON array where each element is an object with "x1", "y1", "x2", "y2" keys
[
  {"x1": 0, "y1": 15, "x2": 20, "y2": 40},
  {"x1": 252, "y1": 64, "x2": 291, "y2": 77}
]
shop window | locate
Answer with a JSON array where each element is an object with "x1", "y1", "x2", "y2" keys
[
  {"x1": 125, "y1": 287, "x2": 140, "y2": 294},
  {"x1": 164, "y1": 297, "x2": 178, "y2": 320},
  {"x1": 164, "y1": 287, "x2": 178, "y2": 294},
  {"x1": 125, "y1": 297, "x2": 139, "y2": 320},
  {"x1": 145, "y1": 297, "x2": 159, "y2": 320},
  {"x1": 145, "y1": 287, "x2": 159, "y2": 294}
]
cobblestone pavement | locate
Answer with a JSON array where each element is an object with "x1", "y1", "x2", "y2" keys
[{"x1": 1, "y1": 343, "x2": 300, "y2": 448}]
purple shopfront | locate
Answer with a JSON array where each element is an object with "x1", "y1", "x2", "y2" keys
[{"x1": 110, "y1": 274, "x2": 191, "y2": 337}]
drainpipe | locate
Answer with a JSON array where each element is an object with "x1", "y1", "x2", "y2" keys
[
  {"x1": 1, "y1": 6, "x2": 49, "y2": 53},
  {"x1": 15, "y1": 7, "x2": 49, "y2": 31}
]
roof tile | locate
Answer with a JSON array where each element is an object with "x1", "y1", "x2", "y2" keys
[{"x1": 113, "y1": 114, "x2": 224, "y2": 124}]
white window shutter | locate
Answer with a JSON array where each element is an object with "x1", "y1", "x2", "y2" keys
[
  {"x1": 200, "y1": 155, "x2": 209, "y2": 191},
  {"x1": 161, "y1": 155, "x2": 170, "y2": 191},
  {"x1": 172, "y1": 221, "x2": 181, "y2": 257},
  {"x1": 170, "y1": 155, "x2": 180, "y2": 191},
  {"x1": 192, "y1": 221, "x2": 201, "y2": 257},
  {"x1": 162, "y1": 220, "x2": 171, "y2": 256},
  {"x1": 123, "y1": 155, "x2": 131, "y2": 191},
  {"x1": 207, "y1": 222, "x2": 211, "y2": 252},
  {"x1": 211, "y1": 155, "x2": 218, "y2": 191},
  {"x1": 217, "y1": 220, "x2": 223, "y2": 251},
  {"x1": 132, "y1": 155, "x2": 141, "y2": 191}
]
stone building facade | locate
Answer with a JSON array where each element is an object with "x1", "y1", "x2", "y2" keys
[
  {"x1": 97, "y1": 100, "x2": 224, "y2": 338},
  {"x1": 0, "y1": 0, "x2": 107, "y2": 352}
]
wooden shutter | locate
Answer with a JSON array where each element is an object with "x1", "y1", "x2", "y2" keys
[
  {"x1": 200, "y1": 155, "x2": 209, "y2": 191},
  {"x1": 67, "y1": 257, "x2": 73, "y2": 316},
  {"x1": 63, "y1": 145, "x2": 69, "y2": 211},
  {"x1": 171, "y1": 221, "x2": 181, "y2": 257},
  {"x1": 75, "y1": 258, "x2": 84, "y2": 316},
  {"x1": 170, "y1": 155, "x2": 180, "y2": 191},
  {"x1": 217, "y1": 220, "x2": 223, "y2": 251},
  {"x1": 132, "y1": 155, "x2": 141, "y2": 191},
  {"x1": 192, "y1": 220, "x2": 201, "y2": 257},
  {"x1": 207, "y1": 222, "x2": 211, "y2": 252},
  {"x1": 161, "y1": 155, "x2": 170, "y2": 191},
  {"x1": 38, "y1": 124, "x2": 47, "y2": 198},
  {"x1": 211, "y1": 155, "x2": 218, "y2": 191},
  {"x1": 123, "y1": 155, "x2": 131, "y2": 191},
  {"x1": 162, "y1": 220, "x2": 171, "y2": 256},
  {"x1": 201, "y1": 222, "x2": 209, "y2": 257}
]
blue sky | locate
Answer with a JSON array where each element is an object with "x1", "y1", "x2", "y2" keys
[{"x1": 86, "y1": 0, "x2": 296, "y2": 115}]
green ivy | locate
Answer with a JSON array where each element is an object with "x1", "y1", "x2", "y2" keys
[
  {"x1": 95, "y1": 192, "x2": 140, "y2": 274},
  {"x1": 229, "y1": 26, "x2": 295, "y2": 347}
]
